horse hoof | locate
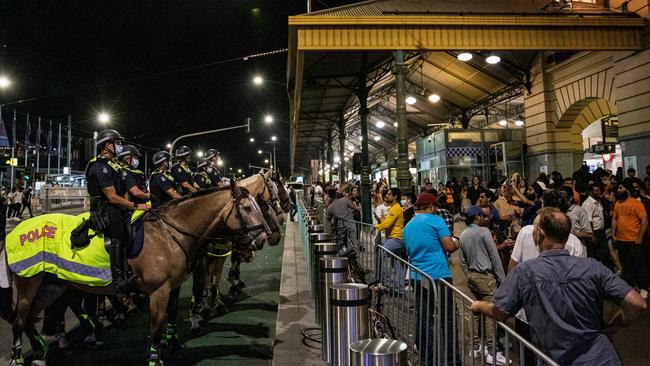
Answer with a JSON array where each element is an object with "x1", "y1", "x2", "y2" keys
[
  {"x1": 9, "y1": 358, "x2": 24, "y2": 366},
  {"x1": 189, "y1": 315, "x2": 203, "y2": 335},
  {"x1": 215, "y1": 301, "x2": 229, "y2": 315},
  {"x1": 30, "y1": 360, "x2": 46, "y2": 366}
]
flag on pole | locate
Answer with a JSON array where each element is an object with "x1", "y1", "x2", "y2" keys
[
  {"x1": 35, "y1": 117, "x2": 42, "y2": 148},
  {"x1": 24, "y1": 113, "x2": 31, "y2": 147},
  {"x1": 0, "y1": 105, "x2": 9, "y2": 147}
]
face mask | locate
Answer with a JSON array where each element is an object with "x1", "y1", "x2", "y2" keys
[
  {"x1": 400, "y1": 199, "x2": 406, "y2": 206},
  {"x1": 114, "y1": 142, "x2": 123, "y2": 155},
  {"x1": 615, "y1": 191, "x2": 629, "y2": 201},
  {"x1": 131, "y1": 158, "x2": 139, "y2": 169},
  {"x1": 207, "y1": 167, "x2": 213, "y2": 173}
]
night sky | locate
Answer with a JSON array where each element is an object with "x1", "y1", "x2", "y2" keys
[{"x1": 0, "y1": 1, "x2": 355, "y2": 176}]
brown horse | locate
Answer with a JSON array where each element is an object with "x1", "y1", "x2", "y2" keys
[
  {"x1": 190, "y1": 172, "x2": 286, "y2": 331},
  {"x1": 5, "y1": 182, "x2": 269, "y2": 366}
]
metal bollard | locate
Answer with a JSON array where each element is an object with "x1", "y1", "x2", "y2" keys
[
  {"x1": 308, "y1": 224, "x2": 325, "y2": 233},
  {"x1": 308, "y1": 233, "x2": 331, "y2": 293},
  {"x1": 307, "y1": 219, "x2": 320, "y2": 226},
  {"x1": 349, "y1": 339, "x2": 408, "y2": 366},
  {"x1": 312, "y1": 242, "x2": 338, "y2": 325},
  {"x1": 320, "y1": 257, "x2": 349, "y2": 364},
  {"x1": 331, "y1": 283, "x2": 369, "y2": 366}
]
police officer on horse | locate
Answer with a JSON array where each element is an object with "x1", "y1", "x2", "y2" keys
[
  {"x1": 171, "y1": 146, "x2": 198, "y2": 194},
  {"x1": 205, "y1": 149, "x2": 223, "y2": 188},
  {"x1": 194, "y1": 158, "x2": 213, "y2": 189},
  {"x1": 118, "y1": 144, "x2": 151, "y2": 204},
  {"x1": 149, "y1": 151, "x2": 182, "y2": 208},
  {"x1": 85, "y1": 130, "x2": 150, "y2": 294}
]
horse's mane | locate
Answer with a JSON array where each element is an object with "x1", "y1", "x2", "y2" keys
[{"x1": 146, "y1": 186, "x2": 250, "y2": 218}]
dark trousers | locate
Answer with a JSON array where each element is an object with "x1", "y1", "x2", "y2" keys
[
  {"x1": 289, "y1": 206, "x2": 297, "y2": 221},
  {"x1": 514, "y1": 318, "x2": 537, "y2": 366},
  {"x1": 589, "y1": 230, "x2": 613, "y2": 270},
  {"x1": 0, "y1": 205, "x2": 7, "y2": 240},
  {"x1": 415, "y1": 278, "x2": 460, "y2": 366},
  {"x1": 617, "y1": 241, "x2": 649, "y2": 290},
  {"x1": 20, "y1": 201, "x2": 33, "y2": 218}
]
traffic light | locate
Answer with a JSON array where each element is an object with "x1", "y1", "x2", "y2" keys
[{"x1": 352, "y1": 153, "x2": 362, "y2": 174}]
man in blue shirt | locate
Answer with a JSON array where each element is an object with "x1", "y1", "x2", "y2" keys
[
  {"x1": 471, "y1": 209, "x2": 646, "y2": 365},
  {"x1": 403, "y1": 192, "x2": 460, "y2": 366}
]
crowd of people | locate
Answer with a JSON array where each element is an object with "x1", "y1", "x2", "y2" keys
[{"x1": 309, "y1": 164, "x2": 650, "y2": 365}]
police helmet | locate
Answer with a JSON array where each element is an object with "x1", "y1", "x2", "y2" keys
[
  {"x1": 117, "y1": 144, "x2": 142, "y2": 160},
  {"x1": 153, "y1": 151, "x2": 172, "y2": 165},
  {"x1": 197, "y1": 158, "x2": 209, "y2": 169},
  {"x1": 205, "y1": 149, "x2": 219, "y2": 160},
  {"x1": 175, "y1": 145, "x2": 192, "y2": 159},
  {"x1": 96, "y1": 129, "x2": 123, "y2": 146}
]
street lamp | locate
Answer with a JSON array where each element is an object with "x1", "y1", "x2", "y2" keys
[
  {"x1": 252, "y1": 75, "x2": 263, "y2": 85},
  {"x1": 166, "y1": 143, "x2": 172, "y2": 149},
  {"x1": 97, "y1": 112, "x2": 110, "y2": 124},
  {"x1": 264, "y1": 115, "x2": 273, "y2": 124},
  {"x1": 0, "y1": 75, "x2": 11, "y2": 90},
  {"x1": 249, "y1": 137, "x2": 255, "y2": 143},
  {"x1": 237, "y1": 168, "x2": 242, "y2": 173},
  {"x1": 271, "y1": 135, "x2": 277, "y2": 141},
  {"x1": 197, "y1": 150, "x2": 204, "y2": 158}
]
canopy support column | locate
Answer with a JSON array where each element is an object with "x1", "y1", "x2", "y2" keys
[
  {"x1": 393, "y1": 50, "x2": 413, "y2": 194},
  {"x1": 327, "y1": 129, "x2": 334, "y2": 183},
  {"x1": 358, "y1": 53, "x2": 372, "y2": 224},
  {"x1": 338, "y1": 111, "x2": 346, "y2": 181}
]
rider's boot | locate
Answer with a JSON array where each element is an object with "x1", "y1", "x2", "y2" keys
[{"x1": 109, "y1": 242, "x2": 130, "y2": 298}]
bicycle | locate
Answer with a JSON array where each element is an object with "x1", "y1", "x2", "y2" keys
[
  {"x1": 367, "y1": 280, "x2": 397, "y2": 339},
  {"x1": 331, "y1": 221, "x2": 367, "y2": 284}
]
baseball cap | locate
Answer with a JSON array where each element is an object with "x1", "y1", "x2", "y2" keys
[
  {"x1": 416, "y1": 192, "x2": 437, "y2": 206},
  {"x1": 466, "y1": 205, "x2": 482, "y2": 218}
]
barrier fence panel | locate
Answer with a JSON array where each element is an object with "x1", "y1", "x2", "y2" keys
[{"x1": 294, "y1": 199, "x2": 558, "y2": 366}]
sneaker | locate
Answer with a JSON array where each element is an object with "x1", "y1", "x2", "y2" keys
[
  {"x1": 470, "y1": 345, "x2": 483, "y2": 358},
  {"x1": 485, "y1": 351, "x2": 511, "y2": 365},
  {"x1": 640, "y1": 289, "x2": 648, "y2": 299}
]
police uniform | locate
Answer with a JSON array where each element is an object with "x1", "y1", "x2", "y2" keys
[
  {"x1": 207, "y1": 167, "x2": 222, "y2": 188},
  {"x1": 149, "y1": 169, "x2": 179, "y2": 208},
  {"x1": 171, "y1": 162, "x2": 195, "y2": 195},
  {"x1": 85, "y1": 155, "x2": 131, "y2": 286},
  {"x1": 123, "y1": 167, "x2": 149, "y2": 204},
  {"x1": 194, "y1": 170, "x2": 212, "y2": 189}
]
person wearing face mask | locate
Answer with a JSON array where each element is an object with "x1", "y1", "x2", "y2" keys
[
  {"x1": 205, "y1": 149, "x2": 224, "y2": 188},
  {"x1": 171, "y1": 146, "x2": 198, "y2": 194},
  {"x1": 612, "y1": 180, "x2": 649, "y2": 298},
  {"x1": 149, "y1": 151, "x2": 182, "y2": 208},
  {"x1": 117, "y1": 144, "x2": 151, "y2": 205},
  {"x1": 472, "y1": 208, "x2": 646, "y2": 366},
  {"x1": 194, "y1": 158, "x2": 212, "y2": 189},
  {"x1": 85, "y1": 129, "x2": 150, "y2": 295}
]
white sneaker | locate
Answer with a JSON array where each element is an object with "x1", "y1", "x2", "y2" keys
[
  {"x1": 640, "y1": 289, "x2": 648, "y2": 299},
  {"x1": 470, "y1": 345, "x2": 483, "y2": 358},
  {"x1": 485, "y1": 351, "x2": 511, "y2": 365}
]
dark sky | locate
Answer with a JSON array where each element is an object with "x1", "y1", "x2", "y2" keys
[{"x1": 0, "y1": 1, "x2": 354, "y2": 176}]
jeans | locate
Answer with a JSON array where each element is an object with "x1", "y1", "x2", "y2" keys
[
  {"x1": 617, "y1": 241, "x2": 649, "y2": 290},
  {"x1": 289, "y1": 206, "x2": 296, "y2": 221},
  {"x1": 382, "y1": 238, "x2": 405, "y2": 292},
  {"x1": 414, "y1": 278, "x2": 460, "y2": 366}
]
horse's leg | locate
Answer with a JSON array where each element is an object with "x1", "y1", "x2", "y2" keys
[
  {"x1": 227, "y1": 251, "x2": 244, "y2": 294},
  {"x1": 189, "y1": 260, "x2": 205, "y2": 334},
  {"x1": 147, "y1": 284, "x2": 172, "y2": 366},
  {"x1": 10, "y1": 274, "x2": 43, "y2": 365},
  {"x1": 162, "y1": 287, "x2": 184, "y2": 357},
  {"x1": 210, "y1": 255, "x2": 229, "y2": 314}
]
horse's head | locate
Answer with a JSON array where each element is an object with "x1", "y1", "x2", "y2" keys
[
  {"x1": 271, "y1": 173, "x2": 292, "y2": 213},
  {"x1": 226, "y1": 181, "x2": 270, "y2": 249},
  {"x1": 264, "y1": 178, "x2": 287, "y2": 226},
  {"x1": 255, "y1": 192, "x2": 282, "y2": 247}
]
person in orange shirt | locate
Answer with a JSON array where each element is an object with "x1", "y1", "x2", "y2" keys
[{"x1": 612, "y1": 180, "x2": 649, "y2": 298}]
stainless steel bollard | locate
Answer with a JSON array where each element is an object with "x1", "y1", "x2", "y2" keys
[
  {"x1": 308, "y1": 232, "x2": 331, "y2": 293},
  {"x1": 312, "y1": 242, "x2": 338, "y2": 325},
  {"x1": 331, "y1": 283, "x2": 369, "y2": 366},
  {"x1": 349, "y1": 339, "x2": 408, "y2": 366},
  {"x1": 307, "y1": 219, "x2": 320, "y2": 226},
  {"x1": 321, "y1": 257, "x2": 349, "y2": 364},
  {"x1": 308, "y1": 224, "x2": 325, "y2": 234}
]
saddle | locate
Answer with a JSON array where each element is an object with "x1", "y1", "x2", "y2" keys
[{"x1": 70, "y1": 211, "x2": 146, "y2": 259}]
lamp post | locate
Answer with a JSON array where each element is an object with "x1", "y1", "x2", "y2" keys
[{"x1": 169, "y1": 119, "x2": 251, "y2": 157}]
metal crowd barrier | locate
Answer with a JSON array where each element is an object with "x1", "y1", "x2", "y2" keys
[{"x1": 375, "y1": 244, "x2": 559, "y2": 366}]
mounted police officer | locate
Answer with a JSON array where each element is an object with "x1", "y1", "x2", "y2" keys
[
  {"x1": 149, "y1": 151, "x2": 182, "y2": 208},
  {"x1": 171, "y1": 146, "x2": 198, "y2": 194},
  {"x1": 117, "y1": 144, "x2": 150, "y2": 204},
  {"x1": 85, "y1": 129, "x2": 149, "y2": 294},
  {"x1": 205, "y1": 149, "x2": 223, "y2": 188},
  {"x1": 194, "y1": 158, "x2": 213, "y2": 189}
]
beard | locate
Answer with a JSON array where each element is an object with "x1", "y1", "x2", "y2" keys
[{"x1": 615, "y1": 191, "x2": 629, "y2": 201}]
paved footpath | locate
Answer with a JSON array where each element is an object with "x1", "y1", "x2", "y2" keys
[{"x1": 0, "y1": 214, "x2": 284, "y2": 366}]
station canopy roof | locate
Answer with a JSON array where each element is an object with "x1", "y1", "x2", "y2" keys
[{"x1": 287, "y1": 0, "x2": 645, "y2": 171}]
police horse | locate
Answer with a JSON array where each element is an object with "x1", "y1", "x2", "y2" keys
[{"x1": 3, "y1": 182, "x2": 270, "y2": 365}]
